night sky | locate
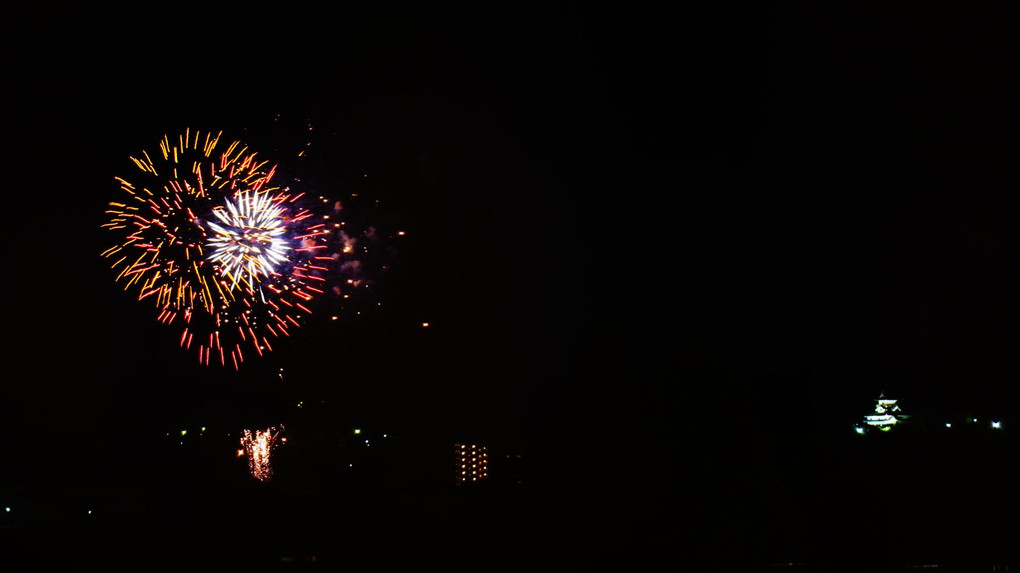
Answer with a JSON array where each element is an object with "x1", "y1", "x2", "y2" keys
[{"x1": 3, "y1": 5, "x2": 1018, "y2": 570}]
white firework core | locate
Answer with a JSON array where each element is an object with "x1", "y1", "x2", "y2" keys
[{"x1": 207, "y1": 191, "x2": 291, "y2": 290}]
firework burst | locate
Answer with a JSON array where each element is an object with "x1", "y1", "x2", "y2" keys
[{"x1": 101, "y1": 129, "x2": 338, "y2": 368}]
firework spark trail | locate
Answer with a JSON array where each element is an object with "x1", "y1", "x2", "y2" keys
[
  {"x1": 240, "y1": 427, "x2": 283, "y2": 482},
  {"x1": 101, "y1": 129, "x2": 339, "y2": 368}
]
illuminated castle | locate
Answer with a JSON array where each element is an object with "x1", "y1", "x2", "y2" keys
[{"x1": 856, "y1": 393, "x2": 908, "y2": 433}]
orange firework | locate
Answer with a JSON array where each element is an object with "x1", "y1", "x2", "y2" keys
[{"x1": 101, "y1": 129, "x2": 337, "y2": 368}]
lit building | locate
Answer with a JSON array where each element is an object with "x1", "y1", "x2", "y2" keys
[
  {"x1": 454, "y1": 443, "x2": 489, "y2": 485},
  {"x1": 857, "y1": 392, "x2": 909, "y2": 433}
]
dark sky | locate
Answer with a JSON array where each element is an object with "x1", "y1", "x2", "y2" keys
[
  {"x1": 7, "y1": 6, "x2": 612, "y2": 434},
  {"x1": 4, "y1": 4, "x2": 1020, "y2": 567}
]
